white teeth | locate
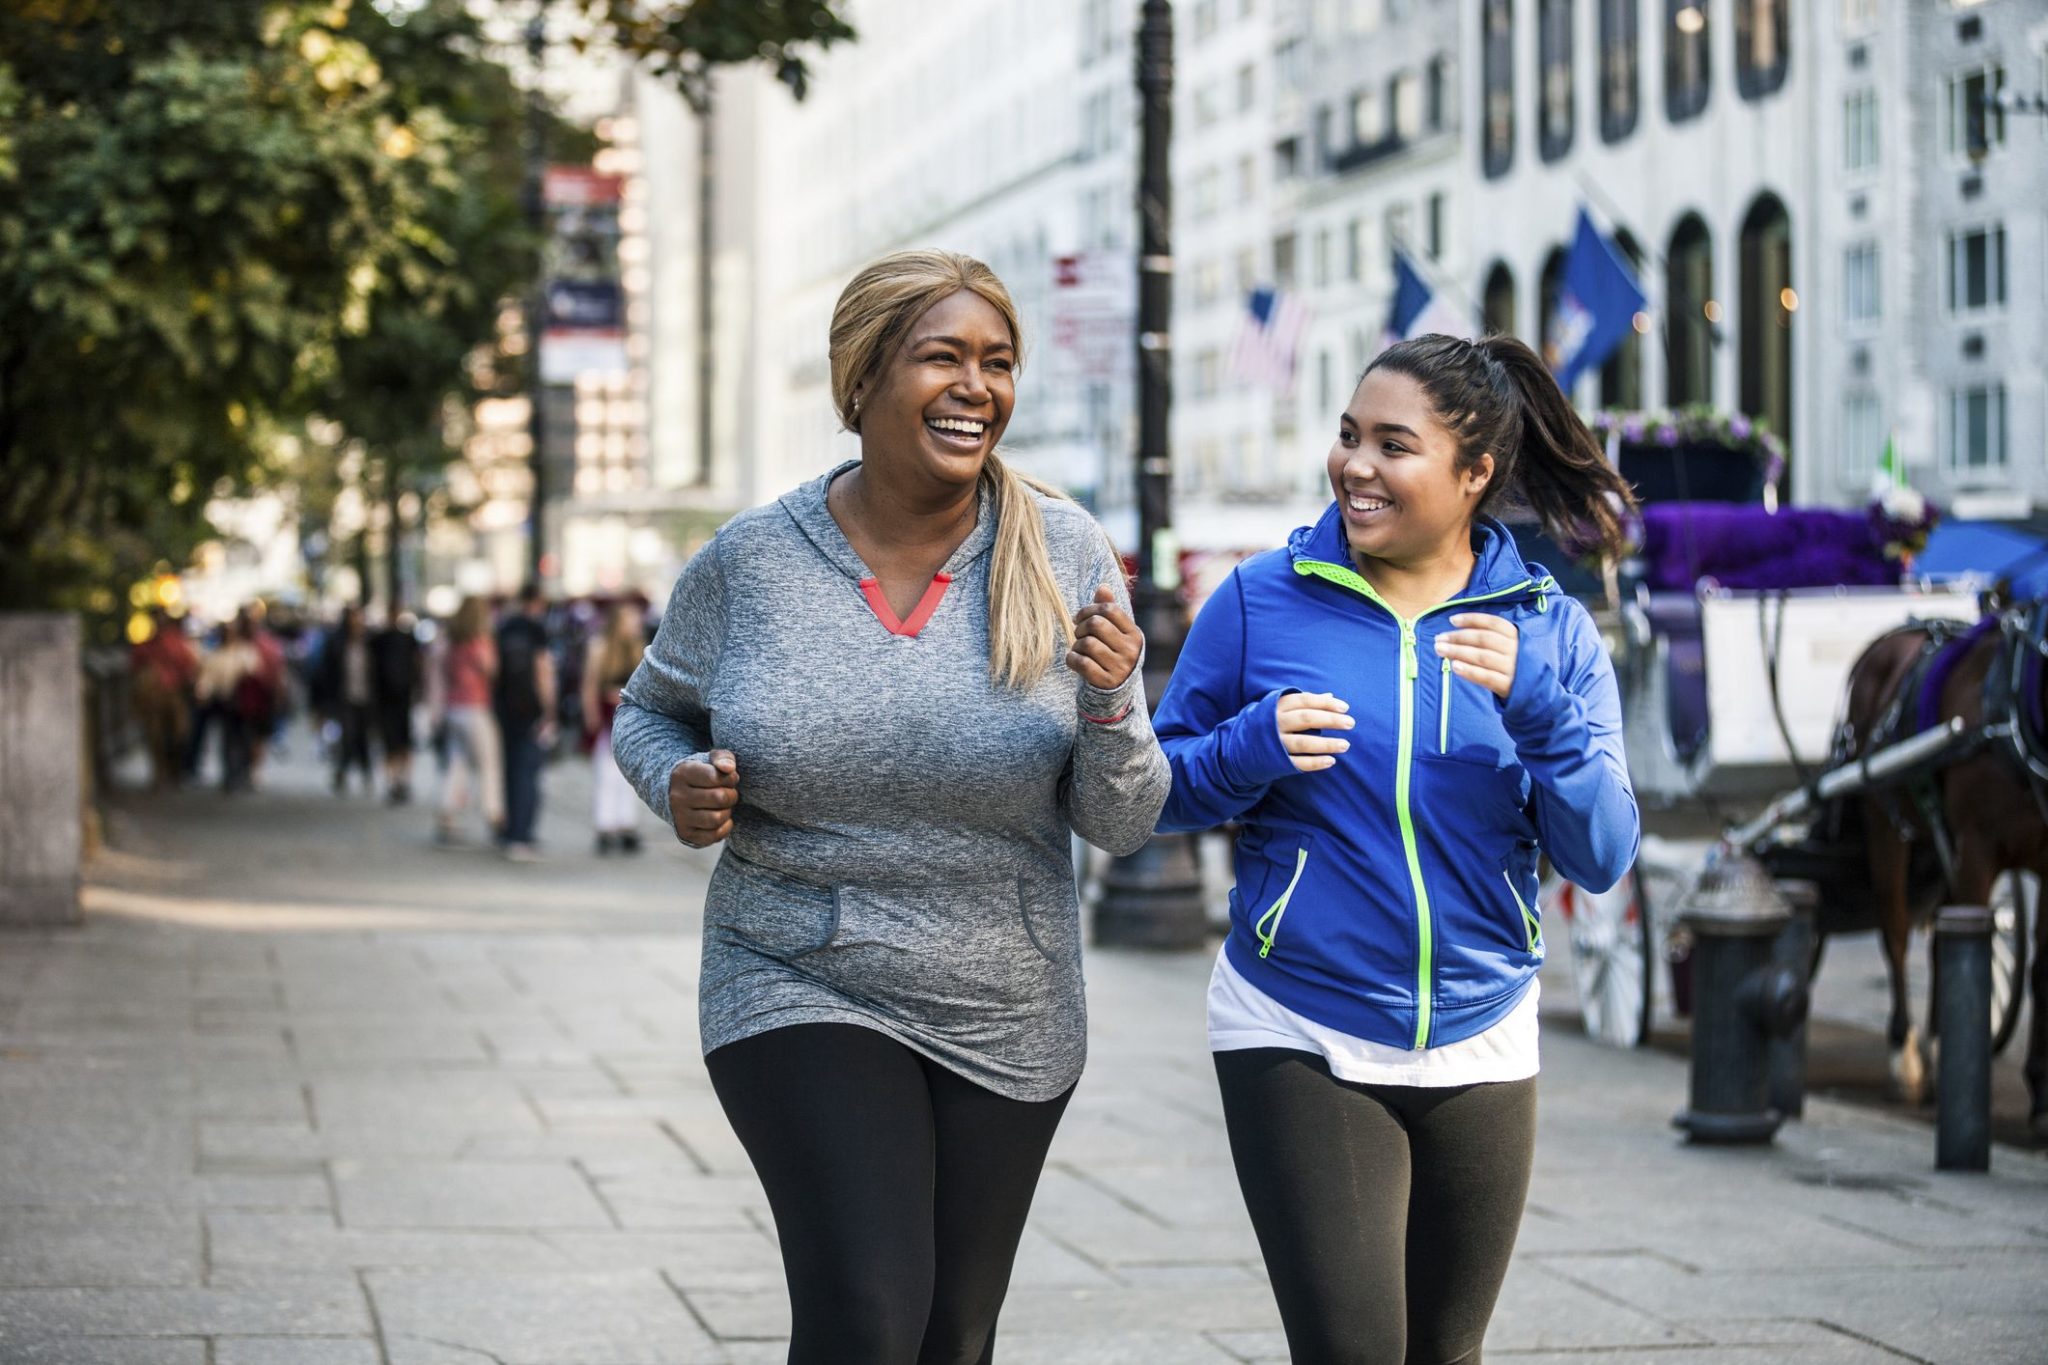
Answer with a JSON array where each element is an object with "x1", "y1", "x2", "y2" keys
[
  {"x1": 928, "y1": 418, "x2": 986, "y2": 435},
  {"x1": 1349, "y1": 496, "x2": 1390, "y2": 511}
]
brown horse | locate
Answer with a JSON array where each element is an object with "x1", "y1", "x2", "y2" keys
[{"x1": 1836, "y1": 603, "x2": 2048, "y2": 1133}]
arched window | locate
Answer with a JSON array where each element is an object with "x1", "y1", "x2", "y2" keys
[
  {"x1": 1665, "y1": 1, "x2": 1710, "y2": 124},
  {"x1": 1600, "y1": 230, "x2": 1645, "y2": 410},
  {"x1": 1736, "y1": 0, "x2": 1788, "y2": 100},
  {"x1": 1739, "y1": 194, "x2": 1794, "y2": 471},
  {"x1": 1665, "y1": 214, "x2": 1715, "y2": 407},
  {"x1": 1538, "y1": 246, "x2": 1570, "y2": 372},
  {"x1": 1483, "y1": 260, "x2": 1518, "y2": 338},
  {"x1": 1539, "y1": 0, "x2": 1574, "y2": 162},
  {"x1": 1482, "y1": 0, "x2": 1515, "y2": 179},
  {"x1": 1599, "y1": 0, "x2": 1639, "y2": 143}
]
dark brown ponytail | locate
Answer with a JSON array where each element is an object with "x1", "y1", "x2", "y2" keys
[{"x1": 1366, "y1": 333, "x2": 1638, "y2": 560}]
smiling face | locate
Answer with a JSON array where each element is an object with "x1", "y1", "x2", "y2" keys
[
  {"x1": 1328, "y1": 367, "x2": 1494, "y2": 566},
  {"x1": 853, "y1": 289, "x2": 1016, "y2": 496}
]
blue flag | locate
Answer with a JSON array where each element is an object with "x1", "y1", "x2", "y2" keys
[
  {"x1": 1548, "y1": 208, "x2": 1646, "y2": 393},
  {"x1": 1383, "y1": 249, "x2": 1470, "y2": 347}
]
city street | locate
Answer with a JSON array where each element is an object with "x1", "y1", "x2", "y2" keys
[{"x1": 2, "y1": 739, "x2": 2046, "y2": 1365}]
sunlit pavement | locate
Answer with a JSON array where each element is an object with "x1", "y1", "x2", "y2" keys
[{"x1": 1, "y1": 730, "x2": 2044, "y2": 1363}]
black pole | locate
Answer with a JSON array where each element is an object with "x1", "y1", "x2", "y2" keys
[
  {"x1": 696, "y1": 87, "x2": 716, "y2": 487},
  {"x1": 523, "y1": 10, "x2": 548, "y2": 585},
  {"x1": 1092, "y1": 0, "x2": 1206, "y2": 951},
  {"x1": 1935, "y1": 905, "x2": 1994, "y2": 1172}
]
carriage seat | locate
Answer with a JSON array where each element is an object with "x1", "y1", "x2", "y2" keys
[{"x1": 1630, "y1": 504, "x2": 1901, "y2": 767}]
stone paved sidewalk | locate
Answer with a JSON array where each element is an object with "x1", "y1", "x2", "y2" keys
[{"x1": 1, "y1": 738, "x2": 2045, "y2": 1364}]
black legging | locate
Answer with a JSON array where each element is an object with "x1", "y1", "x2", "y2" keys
[
  {"x1": 705, "y1": 1023, "x2": 1074, "y2": 1365},
  {"x1": 1214, "y1": 1048, "x2": 1537, "y2": 1365}
]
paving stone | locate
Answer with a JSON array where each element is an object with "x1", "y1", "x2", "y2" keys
[
  {"x1": 212, "y1": 1340, "x2": 383, "y2": 1365},
  {"x1": 0, "y1": 1281, "x2": 368, "y2": 1337},
  {"x1": 368, "y1": 1269, "x2": 722, "y2": 1363},
  {"x1": 208, "y1": 1211, "x2": 570, "y2": 1273},
  {"x1": 0, "y1": 1206, "x2": 200, "y2": 1288},
  {"x1": 0, "y1": 1338, "x2": 208, "y2": 1364},
  {"x1": 332, "y1": 1160, "x2": 613, "y2": 1230}
]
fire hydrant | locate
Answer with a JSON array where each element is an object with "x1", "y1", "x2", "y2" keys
[{"x1": 1673, "y1": 847, "x2": 1810, "y2": 1144}]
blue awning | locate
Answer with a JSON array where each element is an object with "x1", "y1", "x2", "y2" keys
[{"x1": 1916, "y1": 520, "x2": 2048, "y2": 597}]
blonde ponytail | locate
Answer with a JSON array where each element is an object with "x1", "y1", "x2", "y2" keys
[{"x1": 981, "y1": 452, "x2": 1079, "y2": 688}]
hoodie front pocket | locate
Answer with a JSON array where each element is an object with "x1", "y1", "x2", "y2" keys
[{"x1": 822, "y1": 877, "x2": 1064, "y2": 1021}]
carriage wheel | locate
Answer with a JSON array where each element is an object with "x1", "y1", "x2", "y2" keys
[
  {"x1": 1551, "y1": 864, "x2": 1654, "y2": 1049},
  {"x1": 1990, "y1": 870, "x2": 2033, "y2": 1057}
]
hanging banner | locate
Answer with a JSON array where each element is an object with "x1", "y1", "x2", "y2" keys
[{"x1": 540, "y1": 166, "x2": 627, "y2": 382}]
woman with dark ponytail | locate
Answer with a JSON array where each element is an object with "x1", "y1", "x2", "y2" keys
[{"x1": 1154, "y1": 333, "x2": 1640, "y2": 1362}]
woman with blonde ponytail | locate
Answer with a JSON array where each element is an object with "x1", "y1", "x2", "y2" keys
[{"x1": 611, "y1": 248, "x2": 1170, "y2": 1363}]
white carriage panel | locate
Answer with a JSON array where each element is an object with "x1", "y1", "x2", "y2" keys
[{"x1": 1699, "y1": 590, "x2": 1980, "y2": 768}]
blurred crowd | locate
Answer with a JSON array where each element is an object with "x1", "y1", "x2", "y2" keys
[{"x1": 127, "y1": 587, "x2": 651, "y2": 861}]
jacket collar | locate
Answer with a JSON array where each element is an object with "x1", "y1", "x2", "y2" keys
[
  {"x1": 779, "y1": 459, "x2": 998, "y2": 583},
  {"x1": 1287, "y1": 501, "x2": 1554, "y2": 604}
]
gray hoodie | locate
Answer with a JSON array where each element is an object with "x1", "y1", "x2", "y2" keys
[{"x1": 612, "y1": 461, "x2": 1172, "y2": 1101}]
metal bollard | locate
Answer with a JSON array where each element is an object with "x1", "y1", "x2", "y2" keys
[
  {"x1": 1767, "y1": 880, "x2": 1819, "y2": 1122},
  {"x1": 1674, "y1": 850, "x2": 1810, "y2": 1145},
  {"x1": 1935, "y1": 905, "x2": 1994, "y2": 1173}
]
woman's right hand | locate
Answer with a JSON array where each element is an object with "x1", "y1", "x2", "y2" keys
[
  {"x1": 1276, "y1": 692, "x2": 1353, "y2": 772},
  {"x1": 668, "y1": 749, "x2": 740, "y2": 846}
]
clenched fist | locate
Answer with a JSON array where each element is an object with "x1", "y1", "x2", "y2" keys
[
  {"x1": 1067, "y1": 585, "x2": 1143, "y2": 693},
  {"x1": 668, "y1": 749, "x2": 739, "y2": 847}
]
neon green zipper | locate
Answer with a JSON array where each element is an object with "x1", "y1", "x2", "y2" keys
[
  {"x1": 1292, "y1": 558, "x2": 1553, "y2": 1047},
  {"x1": 1439, "y1": 658, "x2": 1452, "y2": 753},
  {"x1": 1503, "y1": 869, "x2": 1542, "y2": 953},
  {"x1": 1253, "y1": 846, "x2": 1310, "y2": 958}
]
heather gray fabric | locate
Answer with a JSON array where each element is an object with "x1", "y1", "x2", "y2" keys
[{"x1": 612, "y1": 460, "x2": 1171, "y2": 1101}]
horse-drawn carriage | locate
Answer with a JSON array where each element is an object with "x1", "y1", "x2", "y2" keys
[{"x1": 1526, "y1": 421, "x2": 2043, "y2": 1130}]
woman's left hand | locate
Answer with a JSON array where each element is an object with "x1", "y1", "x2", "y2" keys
[
  {"x1": 1435, "y1": 612, "x2": 1519, "y2": 700},
  {"x1": 1068, "y1": 585, "x2": 1143, "y2": 692}
]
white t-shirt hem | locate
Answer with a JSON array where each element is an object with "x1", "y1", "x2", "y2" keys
[{"x1": 1207, "y1": 946, "x2": 1540, "y2": 1088}]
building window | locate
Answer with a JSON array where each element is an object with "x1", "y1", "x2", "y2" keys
[
  {"x1": 1539, "y1": 246, "x2": 1570, "y2": 371},
  {"x1": 1315, "y1": 228, "x2": 1332, "y2": 288},
  {"x1": 1599, "y1": 0, "x2": 1638, "y2": 143},
  {"x1": 1843, "y1": 90, "x2": 1879, "y2": 173},
  {"x1": 1945, "y1": 384, "x2": 2008, "y2": 476},
  {"x1": 1195, "y1": 257, "x2": 1224, "y2": 307},
  {"x1": 1539, "y1": 0, "x2": 1574, "y2": 162},
  {"x1": 1842, "y1": 0, "x2": 1879, "y2": 37},
  {"x1": 1666, "y1": 1, "x2": 1711, "y2": 124},
  {"x1": 1386, "y1": 202, "x2": 1412, "y2": 253},
  {"x1": 1238, "y1": 63, "x2": 1256, "y2": 113},
  {"x1": 1841, "y1": 392, "x2": 1883, "y2": 485},
  {"x1": 1236, "y1": 154, "x2": 1257, "y2": 202},
  {"x1": 1736, "y1": 0, "x2": 1788, "y2": 99},
  {"x1": 1275, "y1": 137, "x2": 1302, "y2": 182},
  {"x1": 1482, "y1": 0, "x2": 1514, "y2": 179},
  {"x1": 1947, "y1": 224, "x2": 2007, "y2": 312},
  {"x1": 1193, "y1": 0, "x2": 1219, "y2": 41},
  {"x1": 1393, "y1": 70, "x2": 1424, "y2": 141},
  {"x1": 1427, "y1": 55, "x2": 1451, "y2": 132},
  {"x1": 1666, "y1": 214, "x2": 1715, "y2": 406},
  {"x1": 1738, "y1": 194, "x2": 1794, "y2": 463},
  {"x1": 1194, "y1": 167, "x2": 1221, "y2": 221},
  {"x1": 1947, "y1": 66, "x2": 2006, "y2": 159},
  {"x1": 1273, "y1": 232, "x2": 1297, "y2": 287},
  {"x1": 1347, "y1": 218, "x2": 1364, "y2": 281},
  {"x1": 1426, "y1": 192, "x2": 1446, "y2": 260},
  {"x1": 1483, "y1": 261, "x2": 1517, "y2": 337},
  {"x1": 1236, "y1": 247, "x2": 1259, "y2": 294},
  {"x1": 1196, "y1": 348, "x2": 1222, "y2": 397},
  {"x1": 1195, "y1": 82, "x2": 1221, "y2": 129},
  {"x1": 1843, "y1": 243, "x2": 1880, "y2": 325},
  {"x1": 1351, "y1": 89, "x2": 1384, "y2": 146},
  {"x1": 1317, "y1": 349, "x2": 1334, "y2": 415}
]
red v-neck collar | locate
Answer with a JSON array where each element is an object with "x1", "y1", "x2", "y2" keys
[{"x1": 859, "y1": 573, "x2": 953, "y2": 637}]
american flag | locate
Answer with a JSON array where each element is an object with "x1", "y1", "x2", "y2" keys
[{"x1": 1227, "y1": 285, "x2": 1313, "y2": 393}]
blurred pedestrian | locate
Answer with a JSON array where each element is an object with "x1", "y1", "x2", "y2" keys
[
  {"x1": 580, "y1": 600, "x2": 645, "y2": 854},
  {"x1": 370, "y1": 608, "x2": 423, "y2": 804},
  {"x1": 130, "y1": 608, "x2": 197, "y2": 791},
  {"x1": 434, "y1": 595, "x2": 503, "y2": 845},
  {"x1": 315, "y1": 606, "x2": 374, "y2": 796},
  {"x1": 611, "y1": 249, "x2": 1170, "y2": 1363},
  {"x1": 195, "y1": 616, "x2": 263, "y2": 792},
  {"x1": 240, "y1": 601, "x2": 289, "y2": 774},
  {"x1": 493, "y1": 583, "x2": 555, "y2": 862}
]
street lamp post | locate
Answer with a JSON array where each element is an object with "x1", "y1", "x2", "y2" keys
[
  {"x1": 1092, "y1": 0, "x2": 1207, "y2": 950},
  {"x1": 523, "y1": 11, "x2": 549, "y2": 586}
]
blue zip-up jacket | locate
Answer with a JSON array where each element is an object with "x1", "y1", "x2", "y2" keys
[{"x1": 1156, "y1": 505, "x2": 1639, "y2": 1050}]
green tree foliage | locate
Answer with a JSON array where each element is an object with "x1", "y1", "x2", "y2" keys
[{"x1": 571, "y1": 0, "x2": 854, "y2": 112}]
